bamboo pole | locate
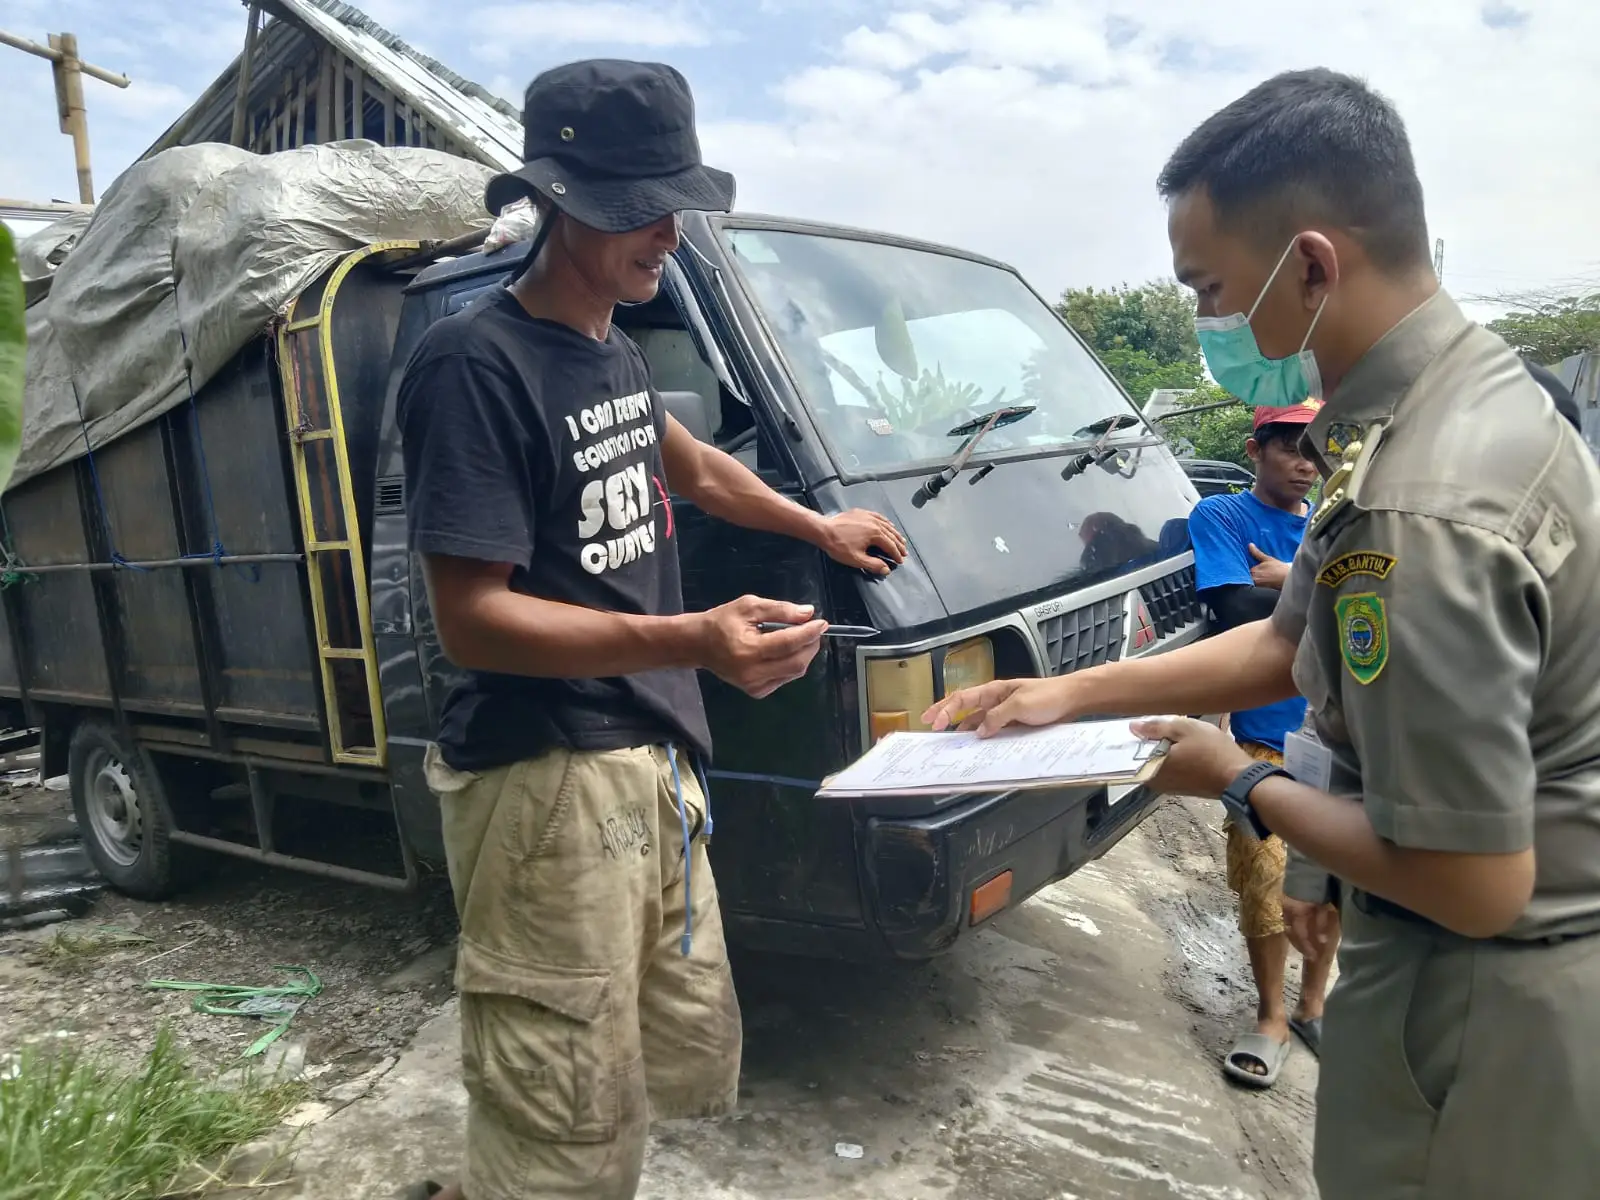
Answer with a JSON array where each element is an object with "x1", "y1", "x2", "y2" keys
[
  {"x1": 0, "y1": 28, "x2": 129, "y2": 86},
  {"x1": 229, "y1": 4, "x2": 261, "y2": 147},
  {"x1": 2, "y1": 28, "x2": 130, "y2": 203},
  {"x1": 293, "y1": 70, "x2": 307, "y2": 148},
  {"x1": 332, "y1": 51, "x2": 345, "y2": 140},
  {"x1": 315, "y1": 47, "x2": 331, "y2": 145},
  {"x1": 351, "y1": 63, "x2": 366, "y2": 140},
  {"x1": 48, "y1": 34, "x2": 96, "y2": 203}
]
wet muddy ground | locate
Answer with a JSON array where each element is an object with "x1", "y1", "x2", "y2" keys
[{"x1": 2, "y1": 765, "x2": 1318, "y2": 1198}]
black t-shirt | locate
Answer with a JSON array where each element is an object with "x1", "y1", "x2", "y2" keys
[{"x1": 397, "y1": 288, "x2": 711, "y2": 771}]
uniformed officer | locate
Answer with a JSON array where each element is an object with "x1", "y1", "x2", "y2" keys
[{"x1": 927, "y1": 68, "x2": 1600, "y2": 1199}]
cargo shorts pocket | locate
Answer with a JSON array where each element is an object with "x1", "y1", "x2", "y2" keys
[
  {"x1": 422, "y1": 743, "x2": 480, "y2": 795},
  {"x1": 457, "y1": 939, "x2": 618, "y2": 1144}
]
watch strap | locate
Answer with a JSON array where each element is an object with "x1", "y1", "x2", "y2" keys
[{"x1": 1223, "y1": 760, "x2": 1286, "y2": 840}]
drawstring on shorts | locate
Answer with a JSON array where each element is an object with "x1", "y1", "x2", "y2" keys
[{"x1": 665, "y1": 745, "x2": 712, "y2": 957}]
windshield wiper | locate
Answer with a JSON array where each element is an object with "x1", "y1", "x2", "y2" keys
[
  {"x1": 912, "y1": 404, "x2": 1036, "y2": 507},
  {"x1": 1060, "y1": 412, "x2": 1167, "y2": 482}
]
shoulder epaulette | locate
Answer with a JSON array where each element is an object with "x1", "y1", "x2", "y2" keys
[{"x1": 1309, "y1": 421, "x2": 1385, "y2": 536}]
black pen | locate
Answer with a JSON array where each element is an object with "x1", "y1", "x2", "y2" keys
[{"x1": 757, "y1": 621, "x2": 880, "y2": 639}]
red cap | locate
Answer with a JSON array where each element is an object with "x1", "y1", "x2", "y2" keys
[{"x1": 1252, "y1": 397, "x2": 1323, "y2": 432}]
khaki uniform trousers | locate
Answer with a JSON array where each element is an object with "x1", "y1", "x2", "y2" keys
[
  {"x1": 425, "y1": 743, "x2": 742, "y2": 1200},
  {"x1": 1316, "y1": 896, "x2": 1600, "y2": 1198}
]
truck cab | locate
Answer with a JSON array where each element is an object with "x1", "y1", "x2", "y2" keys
[{"x1": 376, "y1": 212, "x2": 1206, "y2": 960}]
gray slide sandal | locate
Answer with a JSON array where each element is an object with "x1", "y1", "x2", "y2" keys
[{"x1": 1223, "y1": 1032, "x2": 1292, "y2": 1089}]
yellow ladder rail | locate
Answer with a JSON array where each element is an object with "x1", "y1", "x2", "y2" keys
[{"x1": 275, "y1": 241, "x2": 420, "y2": 767}]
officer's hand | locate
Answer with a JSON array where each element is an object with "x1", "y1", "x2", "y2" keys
[
  {"x1": 1129, "y1": 716, "x2": 1255, "y2": 799},
  {"x1": 1248, "y1": 543, "x2": 1290, "y2": 590},
  {"x1": 818, "y1": 509, "x2": 907, "y2": 576},
  {"x1": 699, "y1": 596, "x2": 826, "y2": 699},
  {"x1": 923, "y1": 677, "x2": 1083, "y2": 736},
  {"x1": 1283, "y1": 897, "x2": 1340, "y2": 959}
]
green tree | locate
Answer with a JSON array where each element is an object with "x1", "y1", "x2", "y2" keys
[
  {"x1": 1483, "y1": 289, "x2": 1600, "y2": 365},
  {"x1": 1156, "y1": 385, "x2": 1255, "y2": 469},
  {"x1": 1056, "y1": 280, "x2": 1206, "y2": 399},
  {"x1": 0, "y1": 224, "x2": 24, "y2": 493}
]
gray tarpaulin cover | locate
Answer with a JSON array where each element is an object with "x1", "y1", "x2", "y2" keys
[{"x1": 14, "y1": 140, "x2": 494, "y2": 490}]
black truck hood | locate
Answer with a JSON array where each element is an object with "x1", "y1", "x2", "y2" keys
[{"x1": 823, "y1": 445, "x2": 1199, "y2": 629}]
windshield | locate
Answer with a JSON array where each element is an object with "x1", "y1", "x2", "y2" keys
[{"x1": 720, "y1": 226, "x2": 1145, "y2": 476}]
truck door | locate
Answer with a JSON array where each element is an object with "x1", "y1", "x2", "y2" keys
[{"x1": 614, "y1": 261, "x2": 864, "y2": 929}]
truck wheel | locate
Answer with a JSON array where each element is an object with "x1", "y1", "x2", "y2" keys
[{"x1": 69, "y1": 721, "x2": 182, "y2": 900}]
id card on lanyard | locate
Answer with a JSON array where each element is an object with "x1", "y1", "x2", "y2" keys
[{"x1": 1282, "y1": 710, "x2": 1333, "y2": 792}]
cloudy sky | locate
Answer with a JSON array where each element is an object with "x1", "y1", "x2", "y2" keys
[{"x1": 4, "y1": 0, "x2": 1597, "y2": 315}]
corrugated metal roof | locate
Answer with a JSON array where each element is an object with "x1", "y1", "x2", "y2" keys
[
  {"x1": 143, "y1": 0, "x2": 522, "y2": 172},
  {"x1": 277, "y1": 0, "x2": 522, "y2": 170}
]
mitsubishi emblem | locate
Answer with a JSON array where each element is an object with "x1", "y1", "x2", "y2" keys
[
  {"x1": 994, "y1": 536, "x2": 1009, "y2": 554},
  {"x1": 1129, "y1": 593, "x2": 1157, "y2": 651}
]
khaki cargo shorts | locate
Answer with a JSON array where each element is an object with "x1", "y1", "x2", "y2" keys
[
  {"x1": 424, "y1": 743, "x2": 741, "y2": 1200},
  {"x1": 1225, "y1": 741, "x2": 1289, "y2": 939}
]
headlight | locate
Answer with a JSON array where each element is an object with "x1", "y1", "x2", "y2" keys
[
  {"x1": 865, "y1": 652, "x2": 934, "y2": 742},
  {"x1": 941, "y1": 636, "x2": 995, "y2": 696},
  {"x1": 863, "y1": 637, "x2": 996, "y2": 745}
]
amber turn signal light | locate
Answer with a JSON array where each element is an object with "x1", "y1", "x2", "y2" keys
[{"x1": 969, "y1": 870, "x2": 1013, "y2": 926}]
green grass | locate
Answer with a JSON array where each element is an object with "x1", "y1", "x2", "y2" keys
[
  {"x1": 37, "y1": 926, "x2": 155, "y2": 964},
  {"x1": 0, "y1": 1027, "x2": 302, "y2": 1200}
]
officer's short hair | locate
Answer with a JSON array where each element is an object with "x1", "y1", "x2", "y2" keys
[{"x1": 1157, "y1": 68, "x2": 1431, "y2": 275}]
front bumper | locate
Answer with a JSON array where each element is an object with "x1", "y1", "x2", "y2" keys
[{"x1": 860, "y1": 776, "x2": 1160, "y2": 959}]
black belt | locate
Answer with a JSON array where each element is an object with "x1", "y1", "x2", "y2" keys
[{"x1": 1348, "y1": 888, "x2": 1600, "y2": 947}]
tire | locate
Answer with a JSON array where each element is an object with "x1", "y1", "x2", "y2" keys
[{"x1": 68, "y1": 720, "x2": 183, "y2": 900}]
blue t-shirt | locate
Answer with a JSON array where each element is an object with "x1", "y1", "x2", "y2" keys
[{"x1": 1189, "y1": 491, "x2": 1308, "y2": 752}]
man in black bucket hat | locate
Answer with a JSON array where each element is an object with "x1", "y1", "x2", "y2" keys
[
  {"x1": 397, "y1": 59, "x2": 905, "y2": 1200},
  {"x1": 484, "y1": 59, "x2": 737, "y2": 240}
]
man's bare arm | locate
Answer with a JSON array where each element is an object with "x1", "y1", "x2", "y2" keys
[
  {"x1": 1250, "y1": 775, "x2": 1535, "y2": 938},
  {"x1": 424, "y1": 556, "x2": 823, "y2": 699},
  {"x1": 659, "y1": 414, "x2": 906, "y2": 574}
]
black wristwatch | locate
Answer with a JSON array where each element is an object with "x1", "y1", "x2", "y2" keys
[{"x1": 1220, "y1": 760, "x2": 1288, "y2": 840}]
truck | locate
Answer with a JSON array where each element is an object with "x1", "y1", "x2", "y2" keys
[{"x1": 7, "y1": 161, "x2": 1208, "y2": 960}]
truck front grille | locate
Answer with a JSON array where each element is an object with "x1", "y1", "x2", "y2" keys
[
  {"x1": 1140, "y1": 564, "x2": 1201, "y2": 636},
  {"x1": 1034, "y1": 561, "x2": 1204, "y2": 676},
  {"x1": 1038, "y1": 598, "x2": 1125, "y2": 676}
]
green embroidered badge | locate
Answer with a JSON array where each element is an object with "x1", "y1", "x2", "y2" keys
[{"x1": 1335, "y1": 592, "x2": 1387, "y2": 685}]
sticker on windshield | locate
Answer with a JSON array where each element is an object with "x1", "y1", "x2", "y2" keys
[{"x1": 866, "y1": 417, "x2": 894, "y2": 436}]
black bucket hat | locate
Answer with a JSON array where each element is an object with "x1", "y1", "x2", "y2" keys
[{"x1": 485, "y1": 59, "x2": 736, "y2": 232}]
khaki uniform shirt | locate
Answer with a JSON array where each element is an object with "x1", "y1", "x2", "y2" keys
[{"x1": 1273, "y1": 290, "x2": 1600, "y2": 940}]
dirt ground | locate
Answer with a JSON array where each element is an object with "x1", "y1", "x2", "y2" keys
[
  {"x1": 1, "y1": 768, "x2": 460, "y2": 1093},
  {"x1": 1, "y1": 772, "x2": 1319, "y2": 1199}
]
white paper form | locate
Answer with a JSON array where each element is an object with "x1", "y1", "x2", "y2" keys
[{"x1": 819, "y1": 717, "x2": 1175, "y2": 797}]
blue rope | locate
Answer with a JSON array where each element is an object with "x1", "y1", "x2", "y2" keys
[
  {"x1": 176, "y1": 323, "x2": 258, "y2": 583},
  {"x1": 72, "y1": 381, "x2": 147, "y2": 573},
  {"x1": 705, "y1": 768, "x2": 821, "y2": 793},
  {"x1": 0, "y1": 500, "x2": 33, "y2": 588}
]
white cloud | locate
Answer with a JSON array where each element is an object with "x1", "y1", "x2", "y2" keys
[
  {"x1": 703, "y1": 0, "x2": 1600, "y2": 308},
  {"x1": 3, "y1": 0, "x2": 1595, "y2": 325},
  {"x1": 470, "y1": 2, "x2": 716, "y2": 63}
]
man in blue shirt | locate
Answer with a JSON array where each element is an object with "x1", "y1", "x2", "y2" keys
[{"x1": 1190, "y1": 399, "x2": 1340, "y2": 1088}]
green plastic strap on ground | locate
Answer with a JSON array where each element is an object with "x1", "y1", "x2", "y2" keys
[
  {"x1": 0, "y1": 225, "x2": 23, "y2": 496},
  {"x1": 146, "y1": 965, "x2": 323, "y2": 1058}
]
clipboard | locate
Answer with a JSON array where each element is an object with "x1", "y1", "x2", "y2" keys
[{"x1": 816, "y1": 719, "x2": 1173, "y2": 799}]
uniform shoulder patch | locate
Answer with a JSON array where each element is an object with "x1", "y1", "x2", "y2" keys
[
  {"x1": 1334, "y1": 592, "x2": 1388, "y2": 685},
  {"x1": 1316, "y1": 551, "x2": 1397, "y2": 589}
]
